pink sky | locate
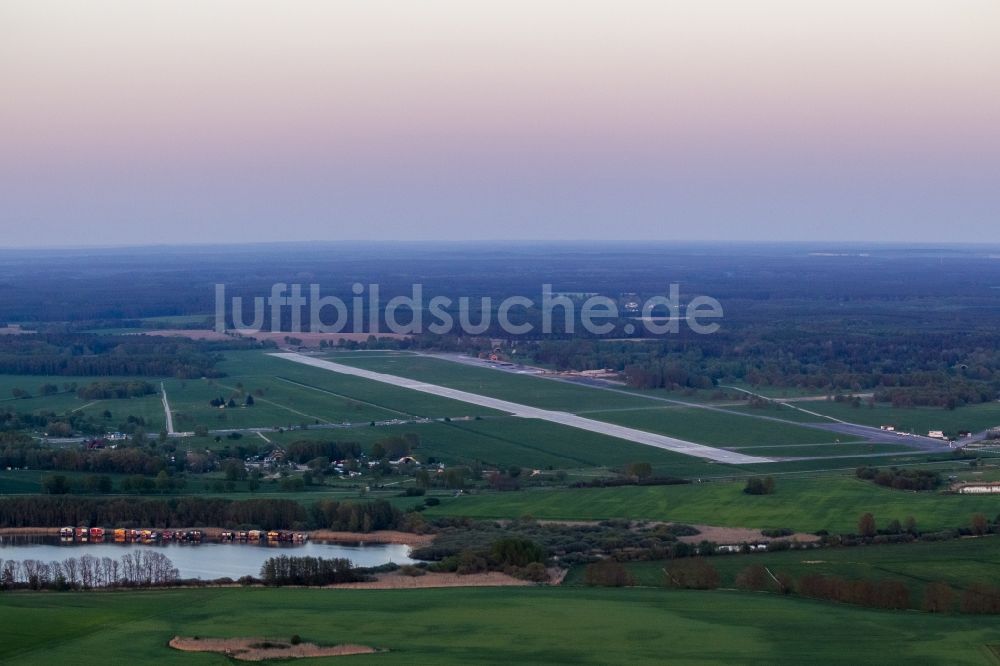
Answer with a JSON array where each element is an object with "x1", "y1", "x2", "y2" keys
[{"x1": 2, "y1": 0, "x2": 999, "y2": 245}]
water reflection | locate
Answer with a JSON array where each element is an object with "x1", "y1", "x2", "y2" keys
[{"x1": 0, "y1": 536, "x2": 414, "y2": 580}]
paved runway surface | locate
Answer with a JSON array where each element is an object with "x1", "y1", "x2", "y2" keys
[{"x1": 270, "y1": 352, "x2": 772, "y2": 465}]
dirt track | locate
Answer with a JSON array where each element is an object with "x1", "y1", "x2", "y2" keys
[
  {"x1": 169, "y1": 636, "x2": 376, "y2": 661},
  {"x1": 332, "y1": 570, "x2": 537, "y2": 589}
]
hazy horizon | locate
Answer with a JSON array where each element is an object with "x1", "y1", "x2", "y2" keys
[{"x1": 3, "y1": 1, "x2": 999, "y2": 247}]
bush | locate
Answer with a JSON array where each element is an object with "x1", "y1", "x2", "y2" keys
[
  {"x1": 662, "y1": 523, "x2": 700, "y2": 537},
  {"x1": 734, "y1": 564, "x2": 769, "y2": 591},
  {"x1": 743, "y1": 476, "x2": 775, "y2": 495},
  {"x1": 399, "y1": 564, "x2": 426, "y2": 577},
  {"x1": 664, "y1": 558, "x2": 720, "y2": 589},
  {"x1": 491, "y1": 537, "x2": 545, "y2": 567},
  {"x1": 583, "y1": 560, "x2": 634, "y2": 587},
  {"x1": 517, "y1": 562, "x2": 550, "y2": 583},
  {"x1": 290, "y1": 635, "x2": 302, "y2": 645}
]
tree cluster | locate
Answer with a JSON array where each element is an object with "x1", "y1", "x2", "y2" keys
[
  {"x1": 743, "y1": 476, "x2": 776, "y2": 495},
  {"x1": 1, "y1": 551, "x2": 178, "y2": 590},
  {"x1": 797, "y1": 574, "x2": 910, "y2": 609},
  {"x1": 259, "y1": 556, "x2": 366, "y2": 586},
  {"x1": 855, "y1": 466, "x2": 940, "y2": 491},
  {"x1": 76, "y1": 381, "x2": 157, "y2": 400}
]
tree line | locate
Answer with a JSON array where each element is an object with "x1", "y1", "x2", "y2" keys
[
  {"x1": 0, "y1": 333, "x2": 262, "y2": 378},
  {"x1": 76, "y1": 380, "x2": 157, "y2": 400},
  {"x1": 586, "y1": 557, "x2": 1000, "y2": 614},
  {"x1": 0, "y1": 441, "x2": 167, "y2": 476},
  {"x1": 519, "y1": 328, "x2": 1000, "y2": 407},
  {"x1": 0, "y1": 496, "x2": 404, "y2": 532}
]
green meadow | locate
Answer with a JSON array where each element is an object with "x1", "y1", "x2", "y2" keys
[
  {"x1": 563, "y1": 535, "x2": 1000, "y2": 600},
  {"x1": 424, "y1": 475, "x2": 1000, "y2": 533},
  {"x1": 1, "y1": 587, "x2": 999, "y2": 665},
  {"x1": 785, "y1": 400, "x2": 1000, "y2": 435}
]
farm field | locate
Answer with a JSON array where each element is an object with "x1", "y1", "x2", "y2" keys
[
  {"x1": 253, "y1": 416, "x2": 739, "y2": 476},
  {"x1": 728, "y1": 441, "x2": 920, "y2": 458},
  {"x1": 1, "y1": 586, "x2": 999, "y2": 665},
  {"x1": 322, "y1": 353, "x2": 848, "y2": 449},
  {"x1": 581, "y1": 406, "x2": 841, "y2": 447},
  {"x1": 73, "y1": 394, "x2": 166, "y2": 432},
  {"x1": 423, "y1": 475, "x2": 1000, "y2": 533},
  {"x1": 326, "y1": 353, "x2": 673, "y2": 412},
  {"x1": 0, "y1": 374, "x2": 165, "y2": 425},
  {"x1": 436, "y1": 417, "x2": 742, "y2": 475},
  {"x1": 218, "y1": 351, "x2": 507, "y2": 420},
  {"x1": 162, "y1": 377, "x2": 400, "y2": 432}
]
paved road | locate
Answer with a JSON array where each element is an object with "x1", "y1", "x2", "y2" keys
[
  {"x1": 160, "y1": 382, "x2": 175, "y2": 435},
  {"x1": 270, "y1": 352, "x2": 772, "y2": 465}
]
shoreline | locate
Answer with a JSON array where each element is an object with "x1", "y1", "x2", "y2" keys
[{"x1": 0, "y1": 527, "x2": 433, "y2": 547}]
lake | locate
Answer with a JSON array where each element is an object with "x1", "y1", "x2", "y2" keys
[{"x1": 0, "y1": 536, "x2": 414, "y2": 579}]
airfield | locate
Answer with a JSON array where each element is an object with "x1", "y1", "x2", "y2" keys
[{"x1": 269, "y1": 352, "x2": 773, "y2": 465}]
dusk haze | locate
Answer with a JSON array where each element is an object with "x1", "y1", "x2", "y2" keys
[{"x1": 1, "y1": 4, "x2": 1000, "y2": 665}]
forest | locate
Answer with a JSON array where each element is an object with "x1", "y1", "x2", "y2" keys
[{"x1": 0, "y1": 332, "x2": 261, "y2": 378}]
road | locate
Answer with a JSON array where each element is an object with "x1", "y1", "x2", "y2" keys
[
  {"x1": 160, "y1": 382, "x2": 175, "y2": 435},
  {"x1": 270, "y1": 352, "x2": 773, "y2": 465}
]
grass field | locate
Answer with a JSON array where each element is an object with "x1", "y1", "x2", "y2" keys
[
  {"x1": 219, "y1": 351, "x2": 508, "y2": 420},
  {"x1": 162, "y1": 377, "x2": 400, "y2": 431},
  {"x1": 785, "y1": 401, "x2": 1000, "y2": 435},
  {"x1": 1, "y1": 586, "x2": 999, "y2": 665},
  {"x1": 245, "y1": 417, "x2": 738, "y2": 477},
  {"x1": 325, "y1": 353, "x2": 668, "y2": 412},
  {"x1": 323, "y1": 353, "x2": 850, "y2": 448},
  {"x1": 0, "y1": 374, "x2": 168, "y2": 430},
  {"x1": 728, "y1": 441, "x2": 918, "y2": 457},
  {"x1": 724, "y1": 403, "x2": 832, "y2": 422},
  {"x1": 424, "y1": 475, "x2": 1000, "y2": 533},
  {"x1": 563, "y1": 536, "x2": 1000, "y2": 601},
  {"x1": 582, "y1": 406, "x2": 855, "y2": 447}
]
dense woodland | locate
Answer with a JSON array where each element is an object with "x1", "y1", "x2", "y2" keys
[
  {"x1": 2, "y1": 245, "x2": 998, "y2": 406},
  {"x1": 0, "y1": 332, "x2": 262, "y2": 378},
  {"x1": 520, "y1": 329, "x2": 1000, "y2": 407}
]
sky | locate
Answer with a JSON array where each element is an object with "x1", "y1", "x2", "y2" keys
[{"x1": 1, "y1": 0, "x2": 999, "y2": 247}]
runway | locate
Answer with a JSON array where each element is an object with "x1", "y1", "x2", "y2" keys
[{"x1": 270, "y1": 352, "x2": 772, "y2": 465}]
